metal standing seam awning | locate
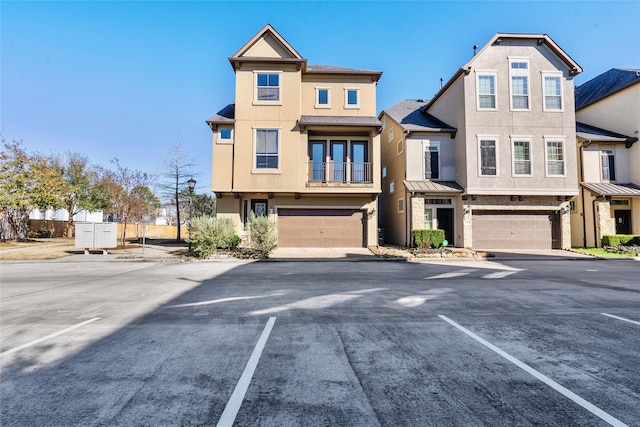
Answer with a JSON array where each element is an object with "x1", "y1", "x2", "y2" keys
[
  {"x1": 581, "y1": 182, "x2": 640, "y2": 197},
  {"x1": 403, "y1": 180, "x2": 464, "y2": 194}
]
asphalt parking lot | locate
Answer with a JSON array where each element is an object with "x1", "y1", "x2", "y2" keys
[{"x1": 1, "y1": 257, "x2": 639, "y2": 426}]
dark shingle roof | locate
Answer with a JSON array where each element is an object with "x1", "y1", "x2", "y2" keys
[
  {"x1": 306, "y1": 64, "x2": 382, "y2": 81},
  {"x1": 575, "y1": 68, "x2": 640, "y2": 110},
  {"x1": 576, "y1": 122, "x2": 638, "y2": 147},
  {"x1": 206, "y1": 103, "x2": 235, "y2": 125},
  {"x1": 382, "y1": 100, "x2": 456, "y2": 134},
  {"x1": 298, "y1": 115, "x2": 381, "y2": 129}
]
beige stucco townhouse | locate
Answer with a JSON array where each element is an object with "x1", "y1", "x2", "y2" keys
[
  {"x1": 207, "y1": 25, "x2": 382, "y2": 247},
  {"x1": 571, "y1": 68, "x2": 640, "y2": 247},
  {"x1": 379, "y1": 33, "x2": 582, "y2": 250}
]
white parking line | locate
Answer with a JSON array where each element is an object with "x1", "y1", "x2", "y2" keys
[
  {"x1": 217, "y1": 317, "x2": 276, "y2": 427},
  {"x1": 601, "y1": 313, "x2": 640, "y2": 326},
  {"x1": 438, "y1": 315, "x2": 628, "y2": 427},
  {"x1": 426, "y1": 269, "x2": 476, "y2": 279},
  {"x1": 0, "y1": 317, "x2": 101, "y2": 359},
  {"x1": 482, "y1": 271, "x2": 519, "y2": 279}
]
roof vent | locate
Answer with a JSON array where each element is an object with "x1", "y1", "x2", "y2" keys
[{"x1": 473, "y1": 45, "x2": 478, "y2": 56}]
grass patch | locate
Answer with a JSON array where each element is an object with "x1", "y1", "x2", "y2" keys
[{"x1": 571, "y1": 247, "x2": 638, "y2": 258}]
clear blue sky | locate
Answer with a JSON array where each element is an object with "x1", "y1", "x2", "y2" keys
[{"x1": 2, "y1": 1, "x2": 639, "y2": 197}]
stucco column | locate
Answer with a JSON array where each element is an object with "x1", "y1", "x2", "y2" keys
[{"x1": 559, "y1": 203, "x2": 571, "y2": 249}]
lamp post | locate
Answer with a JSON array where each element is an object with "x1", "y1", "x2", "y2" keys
[{"x1": 187, "y1": 178, "x2": 196, "y2": 254}]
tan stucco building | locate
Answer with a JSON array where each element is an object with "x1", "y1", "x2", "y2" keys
[
  {"x1": 207, "y1": 25, "x2": 382, "y2": 247},
  {"x1": 571, "y1": 69, "x2": 640, "y2": 247},
  {"x1": 379, "y1": 33, "x2": 582, "y2": 250}
]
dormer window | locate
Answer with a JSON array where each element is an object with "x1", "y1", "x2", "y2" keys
[{"x1": 256, "y1": 72, "x2": 280, "y2": 102}]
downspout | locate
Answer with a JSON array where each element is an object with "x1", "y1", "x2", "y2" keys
[
  {"x1": 579, "y1": 144, "x2": 587, "y2": 247},
  {"x1": 592, "y1": 198, "x2": 599, "y2": 248}
]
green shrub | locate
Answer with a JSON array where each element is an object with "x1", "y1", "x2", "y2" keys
[
  {"x1": 412, "y1": 229, "x2": 446, "y2": 249},
  {"x1": 602, "y1": 234, "x2": 640, "y2": 247},
  {"x1": 248, "y1": 213, "x2": 278, "y2": 257},
  {"x1": 188, "y1": 216, "x2": 240, "y2": 258}
]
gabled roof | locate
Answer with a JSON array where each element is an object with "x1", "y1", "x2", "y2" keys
[
  {"x1": 381, "y1": 100, "x2": 456, "y2": 135},
  {"x1": 423, "y1": 33, "x2": 582, "y2": 112},
  {"x1": 575, "y1": 68, "x2": 640, "y2": 110},
  {"x1": 228, "y1": 24, "x2": 306, "y2": 71},
  {"x1": 576, "y1": 122, "x2": 638, "y2": 147},
  {"x1": 206, "y1": 103, "x2": 235, "y2": 128}
]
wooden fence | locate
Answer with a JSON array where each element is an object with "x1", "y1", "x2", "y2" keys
[{"x1": 27, "y1": 220, "x2": 187, "y2": 240}]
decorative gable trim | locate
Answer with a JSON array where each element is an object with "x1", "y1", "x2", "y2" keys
[{"x1": 228, "y1": 24, "x2": 306, "y2": 72}]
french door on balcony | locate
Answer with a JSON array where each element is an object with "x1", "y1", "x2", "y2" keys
[{"x1": 308, "y1": 139, "x2": 371, "y2": 184}]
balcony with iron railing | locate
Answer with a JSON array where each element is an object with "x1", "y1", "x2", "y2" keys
[{"x1": 307, "y1": 161, "x2": 373, "y2": 185}]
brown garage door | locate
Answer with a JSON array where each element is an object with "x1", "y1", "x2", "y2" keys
[
  {"x1": 472, "y1": 211, "x2": 559, "y2": 250},
  {"x1": 278, "y1": 209, "x2": 365, "y2": 247}
]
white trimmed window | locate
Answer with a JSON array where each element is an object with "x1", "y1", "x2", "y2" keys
[
  {"x1": 315, "y1": 87, "x2": 330, "y2": 108},
  {"x1": 544, "y1": 137, "x2": 566, "y2": 176},
  {"x1": 218, "y1": 128, "x2": 233, "y2": 144},
  {"x1": 423, "y1": 141, "x2": 441, "y2": 180},
  {"x1": 397, "y1": 140, "x2": 403, "y2": 155},
  {"x1": 601, "y1": 149, "x2": 616, "y2": 181},
  {"x1": 476, "y1": 71, "x2": 497, "y2": 110},
  {"x1": 255, "y1": 129, "x2": 279, "y2": 169},
  {"x1": 398, "y1": 198, "x2": 405, "y2": 213},
  {"x1": 542, "y1": 72, "x2": 563, "y2": 111},
  {"x1": 478, "y1": 136, "x2": 498, "y2": 176},
  {"x1": 255, "y1": 72, "x2": 280, "y2": 102},
  {"x1": 388, "y1": 128, "x2": 394, "y2": 143},
  {"x1": 511, "y1": 136, "x2": 532, "y2": 176},
  {"x1": 345, "y1": 88, "x2": 359, "y2": 108},
  {"x1": 509, "y1": 58, "x2": 530, "y2": 110}
]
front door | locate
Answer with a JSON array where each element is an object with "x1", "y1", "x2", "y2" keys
[
  {"x1": 437, "y1": 208, "x2": 454, "y2": 245},
  {"x1": 251, "y1": 199, "x2": 268, "y2": 217},
  {"x1": 615, "y1": 210, "x2": 631, "y2": 234}
]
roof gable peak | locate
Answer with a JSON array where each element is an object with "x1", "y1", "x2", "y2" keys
[{"x1": 229, "y1": 24, "x2": 306, "y2": 71}]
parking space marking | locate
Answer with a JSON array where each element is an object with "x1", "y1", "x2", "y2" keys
[
  {"x1": 0, "y1": 317, "x2": 101, "y2": 359},
  {"x1": 601, "y1": 313, "x2": 640, "y2": 326},
  {"x1": 438, "y1": 315, "x2": 629, "y2": 427},
  {"x1": 426, "y1": 269, "x2": 477, "y2": 280},
  {"x1": 217, "y1": 317, "x2": 277, "y2": 427},
  {"x1": 482, "y1": 271, "x2": 519, "y2": 279}
]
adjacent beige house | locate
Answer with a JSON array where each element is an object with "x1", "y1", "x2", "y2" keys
[
  {"x1": 379, "y1": 33, "x2": 582, "y2": 249},
  {"x1": 207, "y1": 25, "x2": 382, "y2": 247},
  {"x1": 571, "y1": 69, "x2": 640, "y2": 247}
]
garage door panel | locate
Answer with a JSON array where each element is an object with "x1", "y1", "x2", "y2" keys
[
  {"x1": 278, "y1": 209, "x2": 365, "y2": 248},
  {"x1": 472, "y1": 211, "x2": 558, "y2": 250}
]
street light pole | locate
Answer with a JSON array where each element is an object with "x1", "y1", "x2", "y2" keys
[{"x1": 187, "y1": 178, "x2": 196, "y2": 254}]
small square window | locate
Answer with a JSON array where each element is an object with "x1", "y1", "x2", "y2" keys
[
  {"x1": 316, "y1": 88, "x2": 330, "y2": 108},
  {"x1": 220, "y1": 128, "x2": 232, "y2": 140},
  {"x1": 345, "y1": 88, "x2": 359, "y2": 108}
]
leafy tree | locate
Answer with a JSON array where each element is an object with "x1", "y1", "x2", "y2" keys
[
  {"x1": 53, "y1": 152, "x2": 109, "y2": 237},
  {"x1": 99, "y1": 159, "x2": 160, "y2": 246},
  {"x1": 0, "y1": 140, "x2": 64, "y2": 239}
]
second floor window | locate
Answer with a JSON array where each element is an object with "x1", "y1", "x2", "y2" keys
[
  {"x1": 546, "y1": 139, "x2": 565, "y2": 176},
  {"x1": 257, "y1": 73, "x2": 280, "y2": 101},
  {"x1": 256, "y1": 129, "x2": 279, "y2": 169},
  {"x1": 479, "y1": 139, "x2": 497, "y2": 176},
  {"x1": 345, "y1": 88, "x2": 359, "y2": 108},
  {"x1": 424, "y1": 145, "x2": 440, "y2": 180},
  {"x1": 512, "y1": 140, "x2": 531, "y2": 175},
  {"x1": 601, "y1": 149, "x2": 616, "y2": 181},
  {"x1": 316, "y1": 88, "x2": 329, "y2": 107}
]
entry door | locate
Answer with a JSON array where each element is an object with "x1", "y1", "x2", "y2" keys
[
  {"x1": 310, "y1": 141, "x2": 326, "y2": 182},
  {"x1": 615, "y1": 210, "x2": 631, "y2": 234},
  {"x1": 251, "y1": 199, "x2": 268, "y2": 217},
  {"x1": 437, "y1": 208, "x2": 454, "y2": 244}
]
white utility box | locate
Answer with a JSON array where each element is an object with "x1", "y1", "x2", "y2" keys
[{"x1": 75, "y1": 222, "x2": 117, "y2": 254}]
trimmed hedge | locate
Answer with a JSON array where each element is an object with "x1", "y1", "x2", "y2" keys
[
  {"x1": 601, "y1": 234, "x2": 640, "y2": 247},
  {"x1": 413, "y1": 229, "x2": 446, "y2": 249}
]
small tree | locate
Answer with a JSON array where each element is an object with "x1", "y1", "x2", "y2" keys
[
  {"x1": 247, "y1": 213, "x2": 278, "y2": 257},
  {"x1": 99, "y1": 159, "x2": 159, "y2": 246}
]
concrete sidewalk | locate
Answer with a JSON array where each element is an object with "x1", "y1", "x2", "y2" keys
[{"x1": 268, "y1": 247, "x2": 378, "y2": 261}]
